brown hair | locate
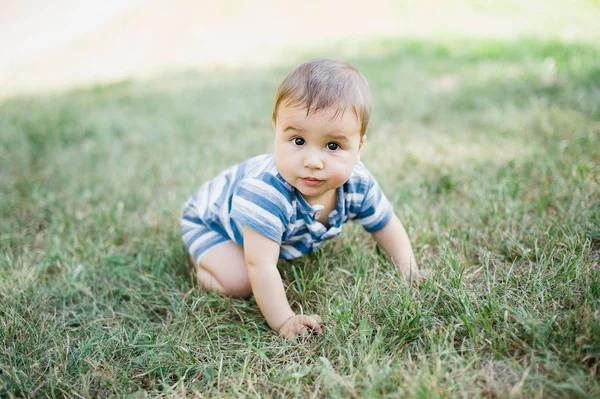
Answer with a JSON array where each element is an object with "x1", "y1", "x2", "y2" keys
[{"x1": 272, "y1": 58, "x2": 372, "y2": 136}]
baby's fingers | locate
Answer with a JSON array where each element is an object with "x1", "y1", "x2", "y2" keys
[
  {"x1": 302, "y1": 314, "x2": 322, "y2": 334},
  {"x1": 411, "y1": 269, "x2": 433, "y2": 287},
  {"x1": 400, "y1": 269, "x2": 424, "y2": 287},
  {"x1": 278, "y1": 314, "x2": 323, "y2": 341},
  {"x1": 279, "y1": 322, "x2": 300, "y2": 342}
]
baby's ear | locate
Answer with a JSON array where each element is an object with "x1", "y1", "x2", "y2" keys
[{"x1": 357, "y1": 135, "x2": 366, "y2": 163}]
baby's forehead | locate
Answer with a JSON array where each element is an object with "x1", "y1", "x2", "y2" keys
[
  {"x1": 279, "y1": 103, "x2": 362, "y2": 137},
  {"x1": 280, "y1": 101, "x2": 358, "y2": 121}
]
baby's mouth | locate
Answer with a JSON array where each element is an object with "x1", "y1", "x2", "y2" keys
[{"x1": 302, "y1": 177, "x2": 324, "y2": 187}]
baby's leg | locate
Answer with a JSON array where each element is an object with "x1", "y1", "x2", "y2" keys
[{"x1": 192, "y1": 242, "x2": 252, "y2": 299}]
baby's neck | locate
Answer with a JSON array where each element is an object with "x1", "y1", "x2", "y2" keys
[{"x1": 303, "y1": 188, "x2": 337, "y2": 209}]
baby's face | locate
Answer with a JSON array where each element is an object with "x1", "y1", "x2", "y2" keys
[{"x1": 273, "y1": 104, "x2": 364, "y2": 204}]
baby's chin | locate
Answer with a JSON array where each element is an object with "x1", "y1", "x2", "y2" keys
[
  {"x1": 295, "y1": 186, "x2": 323, "y2": 197},
  {"x1": 293, "y1": 183, "x2": 324, "y2": 196},
  {"x1": 297, "y1": 186, "x2": 340, "y2": 203}
]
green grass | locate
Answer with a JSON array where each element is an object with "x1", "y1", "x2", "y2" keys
[{"x1": 1, "y1": 35, "x2": 599, "y2": 398}]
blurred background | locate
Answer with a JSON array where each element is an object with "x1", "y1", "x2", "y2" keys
[{"x1": 2, "y1": 0, "x2": 599, "y2": 95}]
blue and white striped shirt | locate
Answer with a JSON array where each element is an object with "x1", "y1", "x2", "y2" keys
[{"x1": 181, "y1": 154, "x2": 393, "y2": 260}]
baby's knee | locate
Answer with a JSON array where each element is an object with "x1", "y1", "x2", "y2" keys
[
  {"x1": 218, "y1": 276, "x2": 252, "y2": 299},
  {"x1": 194, "y1": 266, "x2": 222, "y2": 293},
  {"x1": 225, "y1": 283, "x2": 253, "y2": 299},
  {"x1": 195, "y1": 264, "x2": 252, "y2": 299}
]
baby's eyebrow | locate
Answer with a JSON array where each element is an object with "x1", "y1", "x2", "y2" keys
[
  {"x1": 326, "y1": 133, "x2": 349, "y2": 141},
  {"x1": 284, "y1": 126, "x2": 303, "y2": 132}
]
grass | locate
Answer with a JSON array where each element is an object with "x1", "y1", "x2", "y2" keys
[{"x1": 1, "y1": 34, "x2": 599, "y2": 398}]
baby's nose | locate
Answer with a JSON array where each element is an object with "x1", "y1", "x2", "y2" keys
[{"x1": 304, "y1": 152, "x2": 323, "y2": 169}]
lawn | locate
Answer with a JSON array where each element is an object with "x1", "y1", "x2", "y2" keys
[{"x1": 1, "y1": 34, "x2": 599, "y2": 398}]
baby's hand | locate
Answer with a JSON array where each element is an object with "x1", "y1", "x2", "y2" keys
[
  {"x1": 279, "y1": 314, "x2": 322, "y2": 341},
  {"x1": 401, "y1": 268, "x2": 431, "y2": 287}
]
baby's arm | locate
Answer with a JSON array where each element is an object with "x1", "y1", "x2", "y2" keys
[
  {"x1": 371, "y1": 214, "x2": 422, "y2": 284},
  {"x1": 243, "y1": 227, "x2": 322, "y2": 340}
]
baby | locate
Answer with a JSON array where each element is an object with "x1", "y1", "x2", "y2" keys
[{"x1": 181, "y1": 58, "x2": 422, "y2": 340}]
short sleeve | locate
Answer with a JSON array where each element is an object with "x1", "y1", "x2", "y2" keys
[
  {"x1": 352, "y1": 173, "x2": 394, "y2": 233},
  {"x1": 230, "y1": 175, "x2": 291, "y2": 244}
]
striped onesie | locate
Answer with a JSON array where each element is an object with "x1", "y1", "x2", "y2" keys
[{"x1": 181, "y1": 154, "x2": 393, "y2": 261}]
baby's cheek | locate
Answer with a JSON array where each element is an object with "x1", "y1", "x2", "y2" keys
[
  {"x1": 276, "y1": 157, "x2": 297, "y2": 186},
  {"x1": 329, "y1": 165, "x2": 352, "y2": 186}
]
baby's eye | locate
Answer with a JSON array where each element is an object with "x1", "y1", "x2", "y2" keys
[
  {"x1": 293, "y1": 137, "x2": 305, "y2": 146},
  {"x1": 326, "y1": 142, "x2": 340, "y2": 151}
]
